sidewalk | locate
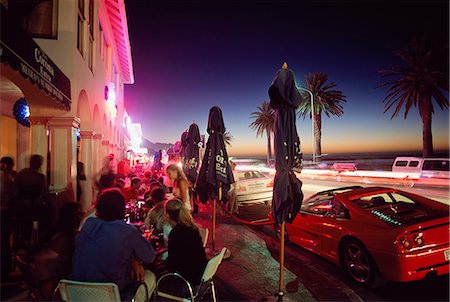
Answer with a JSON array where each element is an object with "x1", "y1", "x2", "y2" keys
[{"x1": 194, "y1": 211, "x2": 315, "y2": 302}]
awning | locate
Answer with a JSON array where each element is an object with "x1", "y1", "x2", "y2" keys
[{"x1": 0, "y1": 5, "x2": 71, "y2": 111}]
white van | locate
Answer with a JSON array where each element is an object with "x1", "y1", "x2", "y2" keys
[{"x1": 392, "y1": 157, "x2": 450, "y2": 179}]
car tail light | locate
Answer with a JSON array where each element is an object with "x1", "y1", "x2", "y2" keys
[
  {"x1": 266, "y1": 181, "x2": 274, "y2": 188},
  {"x1": 413, "y1": 233, "x2": 424, "y2": 247},
  {"x1": 397, "y1": 233, "x2": 426, "y2": 252},
  {"x1": 238, "y1": 186, "x2": 247, "y2": 192},
  {"x1": 400, "y1": 237, "x2": 412, "y2": 250}
]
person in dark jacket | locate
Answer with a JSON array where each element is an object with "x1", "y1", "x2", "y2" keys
[
  {"x1": 71, "y1": 188, "x2": 156, "y2": 300},
  {"x1": 165, "y1": 198, "x2": 207, "y2": 286}
]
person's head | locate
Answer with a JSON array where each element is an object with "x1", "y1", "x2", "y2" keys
[
  {"x1": 158, "y1": 177, "x2": 165, "y2": 185},
  {"x1": 150, "y1": 187, "x2": 165, "y2": 204},
  {"x1": 115, "y1": 179, "x2": 125, "y2": 189},
  {"x1": 165, "y1": 198, "x2": 197, "y2": 229},
  {"x1": 30, "y1": 154, "x2": 43, "y2": 171},
  {"x1": 98, "y1": 173, "x2": 115, "y2": 191},
  {"x1": 130, "y1": 177, "x2": 142, "y2": 190},
  {"x1": 165, "y1": 164, "x2": 186, "y2": 182},
  {"x1": 0, "y1": 156, "x2": 14, "y2": 172},
  {"x1": 149, "y1": 181, "x2": 162, "y2": 192},
  {"x1": 152, "y1": 171, "x2": 159, "y2": 180},
  {"x1": 144, "y1": 171, "x2": 152, "y2": 179},
  {"x1": 96, "y1": 188, "x2": 126, "y2": 221}
]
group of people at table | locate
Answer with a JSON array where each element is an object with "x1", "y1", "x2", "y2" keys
[{"x1": 21, "y1": 158, "x2": 207, "y2": 301}]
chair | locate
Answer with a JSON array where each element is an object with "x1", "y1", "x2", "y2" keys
[
  {"x1": 57, "y1": 279, "x2": 149, "y2": 302},
  {"x1": 198, "y1": 228, "x2": 209, "y2": 248},
  {"x1": 155, "y1": 247, "x2": 227, "y2": 302}
]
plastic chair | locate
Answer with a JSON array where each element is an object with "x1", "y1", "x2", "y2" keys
[
  {"x1": 57, "y1": 279, "x2": 149, "y2": 302},
  {"x1": 198, "y1": 228, "x2": 209, "y2": 248},
  {"x1": 155, "y1": 247, "x2": 226, "y2": 302}
]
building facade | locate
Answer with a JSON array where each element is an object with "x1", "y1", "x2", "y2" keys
[{"x1": 0, "y1": 0, "x2": 135, "y2": 209}]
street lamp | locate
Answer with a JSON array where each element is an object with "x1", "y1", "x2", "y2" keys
[{"x1": 298, "y1": 86, "x2": 315, "y2": 163}]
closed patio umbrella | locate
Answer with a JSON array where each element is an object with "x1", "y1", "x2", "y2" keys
[
  {"x1": 183, "y1": 123, "x2": 201, "y2": 184},
  {"x1": 195, "y1": 106, "x2": 234, "y2": 252},
  {"x1": 269, "y1": 63, "x2": 304, "y2": 301},
  {"x1": 180, "y1": 130, "x2": 189, "y2": 160}
]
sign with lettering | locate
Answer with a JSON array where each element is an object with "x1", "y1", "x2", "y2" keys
[{"x1": 0, "y1": 6, "x2": 71, "y2": 111}]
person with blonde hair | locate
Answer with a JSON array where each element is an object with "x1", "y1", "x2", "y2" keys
[
  {"x1": 165, "y1": 198, "x2": 207, "y2": 286},
  {"x1": 165, "y1": 164, "x2": 191, "y2": 211}
]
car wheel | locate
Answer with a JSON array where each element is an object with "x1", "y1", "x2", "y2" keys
[
  {"x1": 274, "y1": 224, "x2": 289, "y2": 243},
  {"x1": 402, "y1": 176, "x2": 414, "y2": 188},
  {"x1": 341, "y1": 240, "x2": 377, "y2": 286}
]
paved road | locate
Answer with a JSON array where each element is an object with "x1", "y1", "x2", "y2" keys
[{"x1": 233, "y1": 177, "x2": 449, "y2": 301}]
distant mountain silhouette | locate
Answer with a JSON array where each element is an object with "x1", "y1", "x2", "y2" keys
[{"x1": 141, "y1": 137, "x2": 173, "y2": 155}]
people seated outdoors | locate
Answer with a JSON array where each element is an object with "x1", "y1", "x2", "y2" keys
[
  {"x1": 166, "y1": 164, "x2": 191, "y2": 211},
  {"x1": 71, "y1": 188, "x2": 156, "y2": 301},
  {"x1": 31, "y1": 202, "x2": 83, "y2": 299},
  {"x1": 158, "y1": 177, "x2": 169, "y2": 194},
  {"x1": 124, "y1": 177, "x2": 144, "y2": 203},
  {"x1": 116, "y1": 178, "x2": 125, "y2": 191},
  {"x1": 164, "y1": 198, "x2": 207, "y2": 286},
  {"x1": 79, "y1": 173, "x2": 116, "y2": 230},
  {"x1": 144, "y1": 188, "x2": 172, "y2": 250}
]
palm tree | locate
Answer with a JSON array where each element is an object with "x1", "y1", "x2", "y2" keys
[
  {"x1": 378, "y1": 37, "x2": 449, "y2": 157},
  {"x1": 298, "y1": 72, "x2": 346, "y2": 160},
  {"x1": 223, "y1": 131, "x2": 233, "y2": 147},
  {"x1": 250, "y1": 101, "x2": 275, "y2": 165}
]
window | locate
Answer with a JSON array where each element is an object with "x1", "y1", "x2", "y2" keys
[
  {"x1": 395, "y1": 160, "x2": 408, "y2": 167},
  {"x1": 99, "y1": 24, "x2": 107, "y2": 61},
  {"x1": 77, "y1": 0, "x2": 85, "y2": 54},
  {"x1": 88, "y1": 0, "x2": 94, "y2": 70},
  {"x1": 408, "y1": 161, "x2": 419, "y2": 167},
  {"x1": 328, "y1": 201, "x2": 350, "y2": 219},
  {"x1": 301, "y1": 195, "x2": 334, "y2": 216},
  {"x1": 238, "y1": 171, "x2": 265, "y2": 180},
  {"x1": 353, "y1": 192, "x2": 417, "y2": 208},
  {"x1": 423, "y1": 160, "x2": 450, "y2": 171},
  {"x1": 10, "y1": 0, "x2": 59, "y2": 38}
]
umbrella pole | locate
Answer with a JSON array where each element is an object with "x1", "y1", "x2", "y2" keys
[
  {"x1": 212, "y1": 198, "x2": 217, "y2": 251},
  {"x1": 278, "y1": 221, "x2": 285, "y2": 301}
]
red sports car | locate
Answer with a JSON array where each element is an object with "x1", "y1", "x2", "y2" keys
[{"x1": 277, "y1": 186, "x2": 449, "y2": 286}]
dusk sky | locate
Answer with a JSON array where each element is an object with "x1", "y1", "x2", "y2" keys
[{"x1": 124, "y1": 0, "x2": 449, "y2": 157}]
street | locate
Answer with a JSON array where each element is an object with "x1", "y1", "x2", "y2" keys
[{"x1": 232, "y1": 177, "x2": 449, "y2": 301}]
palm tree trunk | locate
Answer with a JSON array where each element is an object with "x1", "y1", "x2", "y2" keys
[
  {"x1": 419, "y1": 95, "x2": 433, "y2": 157},
  {"x1": 267, "y1": 129, "x2": 272, "y2": 166},
  {"x1": 314, "y1": 112, "x2": 322, "y2": 161}
]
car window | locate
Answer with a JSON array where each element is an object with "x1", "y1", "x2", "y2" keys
[
  {"x1": 353, "y1": 192, "x2": 416, "y2": 208},
  {"x1": 408, "y1": 161, "x2": 419, "y2": 167},
  {"x1": 389, "y1": 193, "x2": 416, "y2": 204},
  {"x1": 423, "y1": 160, "x2": 450, "y2": 171},
  {"x1": 328, "y1": 200, "x2": 350, "y2": 219},
  {"x1": 237, "y1": 171, "x2": 264, "y2": 180},
  {"x1": 395, "y1": 160, "x2": 408, "y2": 167},
  {"x1": 301, "y1": 195, "x2": 333, "y2": 215}
]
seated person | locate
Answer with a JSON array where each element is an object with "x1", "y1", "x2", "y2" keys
[
  {"x1": 165, "y1": 199, "x2": 207, "y2": 286},
  {"x1": 116, "y1": 178, "x2": 125, "y2": 191},
  {"x1": 31, "y1": 202, "x2": 83, "y2": 299},
  {"x1": 124, "y1": 177, "x2": 143, "y2": 202},
  {"x1": 71, "y1": 188, "x2": 156, "y2": 300},
  {"x1": 144, "y1": 188, "x2": 172, "y2": 250},
  {"x1": 144, "y1": 187, "x2": 166, "y2": 229}
]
